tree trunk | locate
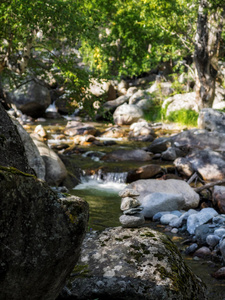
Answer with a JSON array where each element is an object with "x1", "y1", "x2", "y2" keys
[{"x1": 194, "y1": 0, "x2": 225, "y2": 109}]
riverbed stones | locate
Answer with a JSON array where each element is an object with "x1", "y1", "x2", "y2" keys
[
  {"x1": 0, "y1": 167, "x2": 89, "y2": 300},
  {"x1": 125, "y1": 179, "x2": 200, "y2": 210},
  {"x1": 186, "y1": 208, "x2": 218, "y2": 235},
  {"x1": 64, "y1": 227, "x2": 206, "y2": 300}
]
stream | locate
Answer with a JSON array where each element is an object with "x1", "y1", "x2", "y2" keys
[{"x1": 33, "y1": 118, "x2": 225, "y2": 300}]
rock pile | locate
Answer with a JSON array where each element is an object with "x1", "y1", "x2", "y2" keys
[{"x1": 119, "y1": 189, "x2": 145, "y2": 227}]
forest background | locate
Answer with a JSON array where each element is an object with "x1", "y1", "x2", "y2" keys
[{"x1": 0, "y1": 0, "x2": 225, "y2": 118}]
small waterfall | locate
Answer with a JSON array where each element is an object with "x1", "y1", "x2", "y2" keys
[
  {"x1": 82, "y1": 169, "x2": 128, "y2": 183},
  {"x1": 74, "y1": 169, "x2": 127, "y2": 192}
]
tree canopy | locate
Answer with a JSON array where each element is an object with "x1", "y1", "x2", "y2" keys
[{"x1": 0, "y1": 0, "x2": 225, "y2": 109}]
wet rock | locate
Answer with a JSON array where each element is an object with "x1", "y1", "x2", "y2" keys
[
  {"x1": 113, "y1": 103, "x2": 144, "y2": 125},
  {"x1": 127, "y1": 164, "x2": 162, "y2": 183},
  {"x1": 184, "y1": 243, "x2": 198, "y2": 255},
  {"x1": 152, "y1": 211, "x2": 170, "y2": 221},
  {"x1": 125, "y1": 179, "x2": 200, "y2": 210},
  {"x1": 213, "y1": 185, "x2": 225, "y2": 214},
  {"x1": 141, "y1": 193, "x2": 185, "y2": 219},
  {"x1": 0, "y1": 168, "x2": 89, "y2": 300},
  {"x1": 195, "y1": 224, "x2": 215, "y2": 245},
  {"x1": 193, "y1": 247, "x2": 212, "y2": 259},
  {"x1": 119, "y1": 213, "x2": 145, "y2": 227},
  {"x1": 187, "y1": 208, "x2": 218, "y2": 235},
  {"x1": 147, "y1": 136, "x2": 171, "y2": 153},
  {"x1": 64, "y1": 121, "x2": 97, "y2": 136},
  {"x1": 212, "y1": 267, "x2": 225, "y2": 279},
  {"x1": 102, "y1": 149, "x2": 152, "y2": 162},
  {"x1": 206, "y1": 235, "x2": 220, "y2": 248},
  {"x1": 65, "y1": 227, "x2": 206, "y2": 300}
]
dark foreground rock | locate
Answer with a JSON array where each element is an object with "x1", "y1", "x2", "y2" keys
[
  {"x1": 60, "y1": 227, "x2": 207, "y2": 300},
  {"x1": 0, "y1": 167, "x2": 89, "y2": 300}
]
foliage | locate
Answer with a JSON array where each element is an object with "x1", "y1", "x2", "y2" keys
[
  {"x1": 166, "y1": 109, "x2": 199, "y2": 127},
  {"x1": 0, "y1": 0, "x2": 91, "y2": 104},
  {"x1": 80, "y1": 0, "x2": 198, "y2": 79}
]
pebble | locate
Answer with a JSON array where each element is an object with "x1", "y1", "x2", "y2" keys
[
  {"x1": 193, "y1": 246, "x2": 212, "y2": 259},
  {"x1": 184, "y1": 243, "x2": 198, "y2": 255},
  {"x1": 120, "y1": 197, "x2": 141, "y2": 211}
]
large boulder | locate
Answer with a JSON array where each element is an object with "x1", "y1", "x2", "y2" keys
[
  {"x1": 124, "y1": 179, "x2": 200, "y2": 210},
  {"x1": 0, "y1": 167, "x2": 89, "y2": 300},
  {"x1": 198, "y1": 108, "x2": 225, "y2": 132},
  {"x1": 162, "y1": 92, "x2": 198, "y2": 116},
  {"x1": 175, "y1": 149, "x2": 225, "y2": 181},
  {"x1": 32, "y1": 137, "x2": 67, "y2": 186},
  {"x1": 0, "y1": 103, "x2": 34, "y2": 175},
  {"x1": 113, "y1": 103, "x2": 144, "y2": 125},
  {"x1": 148, "y1": 129, "x2": 225, "y2": 153},
  {"x1": 63, "y1": 227, "x2": 206, "y2": 299},
  {"x1": 9, "y1": 80, "x2": 51, "y2": 118}
]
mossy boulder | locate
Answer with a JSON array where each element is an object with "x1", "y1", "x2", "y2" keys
[
  {"x1": 62, "y1": 227, "x2": 207, "y2": 300},
  {"x1": 0, "y1": 167, "x2": 89, "y2": 300}
]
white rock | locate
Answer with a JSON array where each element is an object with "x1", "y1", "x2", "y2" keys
[{"x1": 160, "y1": 214, "x2": 178, "y2": 225}]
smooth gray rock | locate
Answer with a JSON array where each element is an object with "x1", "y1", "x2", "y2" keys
[
  {"x1": 33, "y1": 137, "x2": 67, "y2": 186},
  {"x1": 65, "y1": 227, "x2": 206, "y2": 300},
  {"x1": 119, "y1": 213, "x2": 145, "y2": 228},
  {"x1": 125, "y1": 179, "x2": 200, "y2": 210},
  {"x1": 141, "y1": 193, "x2": 185, "y2": 219},
  {"x1": 160, "y1": 214, "x2": 178, "y2": 225}
]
